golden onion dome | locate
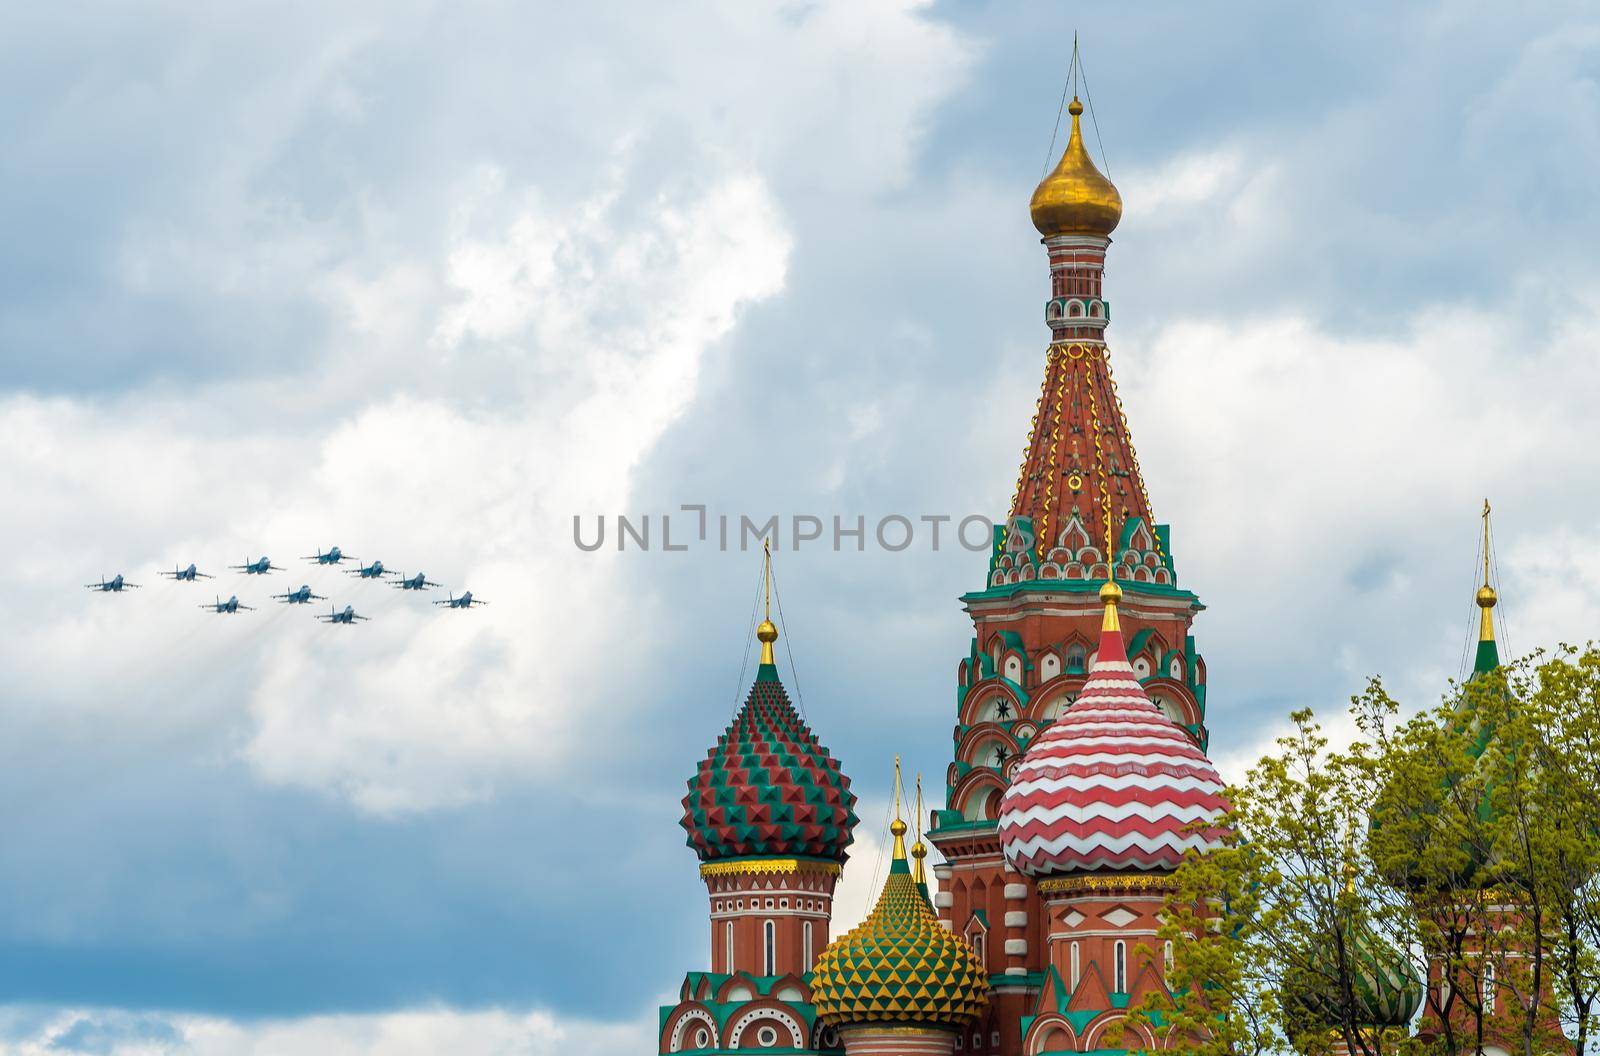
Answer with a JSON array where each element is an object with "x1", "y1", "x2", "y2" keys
[
  {"x1": 1030, "y1": 98, "x2": 1122, "y2": 238},
  {"x1": 811, "y1": 844, "x2": 989, "y2": 1030},
  {"x1": 1476, "y1": 585, "x2": 1498, "y2": 610}
]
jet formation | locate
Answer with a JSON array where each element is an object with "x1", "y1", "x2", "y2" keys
[{"x1": 85, "y1": 544, "x2": 486, "y2": 628}]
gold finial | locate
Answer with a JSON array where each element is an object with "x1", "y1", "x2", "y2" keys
[
  {"x1": 1029, "y1": 51, "x2": 1122, "y2": 240},
  {"x1": 1099, "y1": 578, "x2": 1122, "y2": 634},
  {"x1": 757, "y1": 539, "x2": 779, "y2": 665},
  {"x1": 1477, "y1": 499, "x2": 1497, "y2": 643},
  {"x1": 912, "y1": 773, "x2": 928, "y2": 885},
  {"x1": 890, "y1": 755, "x2": 908, "y2": 862}
]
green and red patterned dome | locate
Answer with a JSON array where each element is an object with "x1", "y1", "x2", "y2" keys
[{"x1": 681, "y1": 625, "x2": 858, "y2": 863}]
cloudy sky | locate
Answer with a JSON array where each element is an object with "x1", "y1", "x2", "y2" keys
[{"x1": 3, "y1": 0, "x2": 1599, "y2": 1052}]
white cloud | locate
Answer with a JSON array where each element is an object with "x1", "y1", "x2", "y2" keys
[
  {"x1": 0, "y1": 167, "x2": 788, "y2": 816},
  {"x1": 0, "y1": 0, "x2": 977, "y2": 821},
  {"x1": 0, "y1": 1005, "x2": 652, "y2": 1056}
]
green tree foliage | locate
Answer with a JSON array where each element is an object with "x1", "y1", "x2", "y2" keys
[{"x1": 1129, "y1": 645, "x2": 1600, "y2": 1056}]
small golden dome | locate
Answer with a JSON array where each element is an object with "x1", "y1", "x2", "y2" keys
[
  {"x1": 890, "y1": 818, "x2": 908, "y2": 838},
  {"x1": 1476, "y1": 585, "x2": 1498, "y2": 610},
  {"x1": 911, "y1": 841, "x2": 927, "y2": 861},
  {"x1": 756, "y1": 619, "x2": 779, "y2": 643},
  {"x1": 1099, "y1": 580, "x2": 1123, "y2": 605},
  {"x1": 1030, "y1": 99, "x2": 1122, "y2": 238}
]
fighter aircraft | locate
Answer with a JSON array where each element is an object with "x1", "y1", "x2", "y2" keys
[
  {"x1": 391, "y1": 571, "x2": 442, "y2": 591},
  {"x1": 201, "y1": 595, "x2": 254, "y2": 614},
  {"x1": 316, "y1": 604, "x2": 370, "y2": 624},
  {"x1": 85, "y1": 574, "x2": 140, "y2": 592},
  {"x1": 303, "y1": 547, "x2": 352, "y2": 565},
  {"x1": 159, "y1": 563, "x2": 214, "y2": 582},
  {"x1": 434, "y1": 591, "x2": 488, "y2": 609},
  {"x1": 230, "y1": 556, "x2": 284, "y2": 575},
  {"x1": 346, "y1": 560, "x2": 395, "y2": 579},
  {"x1": 272, "y1": 584, "x2": 327, "y2": 605}
]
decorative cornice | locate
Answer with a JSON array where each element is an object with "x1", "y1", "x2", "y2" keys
[
  {"x1": 1036, "y1": 873, "x2": 1175, "y2": 895},
  {"x1": 699, "y1": 858, "x2": 843, "y2": 879}
]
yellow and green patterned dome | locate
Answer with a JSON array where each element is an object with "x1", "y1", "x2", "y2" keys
[{"x1": 811, "y1": 816, "x2": 989, "y2": 1030}]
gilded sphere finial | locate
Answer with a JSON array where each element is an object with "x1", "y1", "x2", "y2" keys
[
  {"x1": 911, "y1": 840, "x2": 927, "y2": 861},
  {"x1": 1476, "y1": 585, "x2": 1498, "y2": 610},
  {"x1": 890, "y1": 818, "x2": 908, "y2": 837},
  {"x1": 756, "y1": 618, "x2": 779, "y2": 643},
  {"x1": 1030, "y1": 96, "x2": 1122, "y2": 238},
  {"x1": 1100, "y1": 580, "x2": 1123, "y2": 605}
]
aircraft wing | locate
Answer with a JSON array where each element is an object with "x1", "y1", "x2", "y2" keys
[
  {"x1": 196, "y1": 571, "x2": 214, "y2": 579},
  {"x1": 355, "y1": 614, "x2": 371, "y2": 621},
  {"x1": 238, "y1": 603, "x2": 256, "y2": 610}
]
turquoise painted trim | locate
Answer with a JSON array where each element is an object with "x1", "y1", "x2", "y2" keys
[
  {"x1": 1125, "y1": 628, "x2": 1155, "y2": 660},
  {"x1": 931, "y1": 814, "x2": 998, "y2": 834},
  {"x1": 703, "y1": 854, "x2": 845, "y2": 870},
  {"x1": 963, "y1": 579, "x2": 1200, "y2": 605}
]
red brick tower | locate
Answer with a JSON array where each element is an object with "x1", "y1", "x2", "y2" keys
[
  {"x1": 926, "y1": 94, "x2": 1217, "y2": 1056},
  {"x1": 660, "y1": 552, "x2": 859, "y2": 1054}
]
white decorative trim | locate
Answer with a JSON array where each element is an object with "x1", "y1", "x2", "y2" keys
[
  {"x1": 1004, "y1": 883, "x2": 1028, "y2": 900},
  {"x1": 934, "y1": 892, "x2": 953, "y2": 908},
  {"x1": 668, "y1": 1008, "x2": 718, "y2": 1053},
  {"x1": 725, "y1": 1007, "x2": 804, "y2": 1049},
  {"x1": 1004, "y1": 910, "x2": 1028, "y2": 928},
  {"x1": 1004, "y1": 938, "x2": 1028, "y2": 955}
]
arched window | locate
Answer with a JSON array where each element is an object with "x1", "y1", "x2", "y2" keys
[
  {"x1": 1484, "y1": 958, "x2": 1497, "y2": 1013},
  {"x1": 1071, "y1": 941, "x2": 1081, "y2": 989},
  {"x1": 1164, "y1": 939, "x2": 1175, "y2": 981},
  {"x1": 724, "y1": 922, "x2": 734, "y2": 973},
  {"x1": 763, "y1": 920, "x2": 776, "y2": 975},
  {"x1": 804, "y1": 920, "x2": 814, "y2": 968},
  {"x1": 1065, "y1": 644, "x2": 1087, "y2": 673},
  {"x1": 1114, "y1": 940, "x2": 1127, "y2": 993}
]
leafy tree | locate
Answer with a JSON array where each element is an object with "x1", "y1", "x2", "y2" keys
[{"x1": 1130, "y1": 645, "x2": 1600, "y2": 1056}]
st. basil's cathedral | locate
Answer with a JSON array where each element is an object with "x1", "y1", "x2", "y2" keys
[{"x1": 656, "y1": 94, "x2": 1537, "y2": 1056}]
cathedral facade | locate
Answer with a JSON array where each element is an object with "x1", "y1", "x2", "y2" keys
[{"x1": 656, "y1": 93, "x2": 1554, "y2": 1056}]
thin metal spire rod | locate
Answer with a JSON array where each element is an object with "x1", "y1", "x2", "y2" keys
[
  {"x1": 1041, "y1": 36, "x2": 1078, "y2": 179},
  {"x1": 769, "y1": 544, "x2": 807, "y2": 717},
  {"x1": 1076, "y1": 42, "x2": 1111, "y2": 179}
]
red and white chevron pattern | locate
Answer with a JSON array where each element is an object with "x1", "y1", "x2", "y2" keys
[{"x1": 997, "y1": 622, "x2": 1228, "y2": 875}]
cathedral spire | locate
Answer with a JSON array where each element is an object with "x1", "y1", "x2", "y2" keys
[
  {"x1": 1474, "y1": 499, "x2": 1501, "y2": 675},
  {"x1": 995, "y1": 88, "x2": 1173, "y2": 589},
  {"x1": 756, "y1": 540, "x2": 780, "y2": 679}
]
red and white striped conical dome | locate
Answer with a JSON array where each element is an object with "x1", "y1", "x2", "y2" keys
[{"x1": 998, "y1": 582, "x2": 1229, "y2": 875}]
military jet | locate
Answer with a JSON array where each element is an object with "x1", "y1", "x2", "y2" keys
[
  {"x1": 160, "y1": 563, "x2": 214, "y2": 582},
  {"x1": 391, "y1": 571, "x2": 442, "y2": 591},
  {"x1": 434, "y1": 590, "x2": 488, "y2": 609},
  {"x1": 346, "y1": 560, "x2": 395, "y2": 579},
  {"x1": 316, "y1": 604, "x2": 370, "y2": 625},
  {"x1": 272, "y1": 584, "x2": 327, "y2": 605},
  {"x1": 201, "y1": 595, "x2": 254, "y2": 614},
  {"x1": 230, "y1": 556, "x2": 284, "y2": 575},
  {"x1": 85, "y1": 574, "x2": 140, "y2": 592},
  {"x1": 303, "y1": 547, "x2": 352, "y2": 566}
]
